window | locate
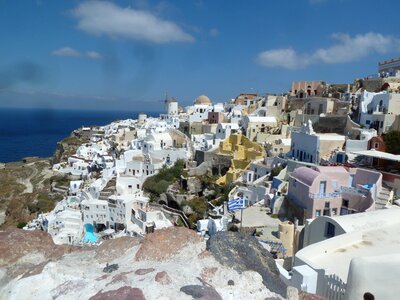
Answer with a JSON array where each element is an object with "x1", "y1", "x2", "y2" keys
[
  {"x1": 374, "y1": 143, "x2": 379, "y2": 148},
  {"x1": 342, "y1": 199, "x2": 349, "y2": 208},
  {"x1": 315, "y1": 210, "x2": 321, "y2": 217},
  {"x1": 332, "y1": 208, "x2": 337, "y2": 215},
  {"x1": 325, "y1": 222, "x2": 335, "y2": 238},
  {"x1": 366, "y1": 120, "x2": 370, "y2": 125},
  {"x1": 332, "y1": 180, "x2": 338, "y2": 189}
]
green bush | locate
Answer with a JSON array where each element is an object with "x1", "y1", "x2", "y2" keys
[
  {"x1": 143, "y1": 160, "x2": 185, "y2": 197},
  {"x1": 27, "y1": 193, "x2": 57, "y2": 214},
  {"x1": 384, "y1": 131, "x2": 400, "y2": 154},
  {"x1": 17, "y1": 222, "x2": 27, "y2": 229},
  {"x1": 187, "y1": 197, "x2": 208, "y2": 216}
]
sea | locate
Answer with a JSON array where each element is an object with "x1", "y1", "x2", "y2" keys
[{"x1": 0, "y1": 108, "x2": 161, "y2": 163}]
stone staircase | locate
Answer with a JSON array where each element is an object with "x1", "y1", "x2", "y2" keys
[
  {"x1": 98, "y1": 178, "x2": 116, "y2": 200},
  {"x1": 99, "y1": 190, "x2": 113, "y2": 201},
  {"x1": 221, "y1": 218, "x2": 229, "y2": 231},
  {"x1": 375, "y1": 185, "x2": 392, "y2": 209}
]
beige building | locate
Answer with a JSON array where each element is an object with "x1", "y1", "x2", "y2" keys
[{"x1": 291, "y1": 81, "x2": 325, "y2": 98}]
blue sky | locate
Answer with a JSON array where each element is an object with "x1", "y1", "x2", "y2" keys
[{"x1": 0, "y1": 0, "x2": 400, "y2": 111}]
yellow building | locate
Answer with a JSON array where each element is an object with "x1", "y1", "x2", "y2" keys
[{"x1": 216, "y1": 134, "x2": 265, "y2": 185}]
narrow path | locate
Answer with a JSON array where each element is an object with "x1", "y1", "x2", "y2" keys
[{"x1": 17, "y1": 164, "x2": 38, "y2": 194}]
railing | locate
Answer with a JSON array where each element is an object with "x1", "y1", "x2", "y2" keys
[
  {"x1": 323, "y1": 273, "x2": 346, "y2": 300},
  {"x1": 341, "y1": 186, "x2": 369, "y2": 196},
  {"x1": 149, "y1": 203, "x2": 190, "y2": 228},
  {"x1": 309, "y1": 191, "x2": 341, "y2": 199},
  {"x1": 161, "y1": 205, "x2": 190, "y2": 228}
]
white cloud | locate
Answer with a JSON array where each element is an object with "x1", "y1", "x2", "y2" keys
[
  {"x1": 256, "y1": 48, "x2": 309, "y2": 70},
  {"x1": 51, "y1": 47, "x2": 103, "y2": 60},
  {"x1": 51, "y1": 47, "x2": 81, "y2": 57},
  {"x1": 72, "y1": 1, "x2": 194, "y2": 43},
  {"x1": 256, "y1": 32, "x2": 400, "y2": 69},
  {"x1": 209, "y1": 28, "x2": 219, "y2": 37},
  {"x1": 86, "y1": 51, "x2": 103, "y2": 59}
]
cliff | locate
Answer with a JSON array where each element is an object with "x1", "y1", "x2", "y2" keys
[
  {"x1": 52, "y1": 130, "x2": 90, "y2": 165},
  {"x1": 0, "y1": 227, "x2": 285, "y2": 300}
]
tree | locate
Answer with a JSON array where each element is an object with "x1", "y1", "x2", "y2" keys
[{"x1": 384, "y1": 131, "x2": 400, "y2": 154}]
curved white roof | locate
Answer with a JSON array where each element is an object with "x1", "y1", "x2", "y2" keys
[{"x1": 318, "y1": 207, "x2": 400, "y2": 233}]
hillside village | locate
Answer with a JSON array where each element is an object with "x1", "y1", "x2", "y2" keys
[{"x1": 12, "y1": 57, "x2": 400, "y2": 299}]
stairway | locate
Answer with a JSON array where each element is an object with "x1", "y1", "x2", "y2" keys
[
  {"x1": 98, "y1": 190, "x2": 113, "y2": 201},
  {"x1": 375, "y1": 186, "x2": 392, "y2": 209},
  {"x1": 221, "y1": 217, "x2": 229, "y2": 231}
]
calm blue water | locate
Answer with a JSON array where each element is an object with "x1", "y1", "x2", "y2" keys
[{"x1": 0, "y1": 108, "x2": 161, "y2": 162}]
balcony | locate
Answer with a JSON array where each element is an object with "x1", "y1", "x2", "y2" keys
[
  {"x1": 309, "y1": 191, "x2": 341, "y2": 199},
  {"x1": 341, "y1": 186, "x2": 369, "y2": 196}
]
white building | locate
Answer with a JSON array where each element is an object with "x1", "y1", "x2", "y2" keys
[
  {"x1": 187, "y1": 95, "x2": 214, "y2": 123},
  {"x1": 283, "y1": 207, "x2": 400, "y2": 300},
  {"x1": 289, "y1": 121, "x2": 345, "y2": 163},
  {"x1": 358, "y1": 90, "x2": 400, "y2": 134},
  {"x1": 242, "y1": 115, "x2": 278, "y2": 141},
  {"x1": 215, "y1": 123, "x2": 239, "y2": 140}
]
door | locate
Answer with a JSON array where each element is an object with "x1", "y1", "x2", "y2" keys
[{"x1": 319, "y1": 181, "x2": 327, "y2": 196}]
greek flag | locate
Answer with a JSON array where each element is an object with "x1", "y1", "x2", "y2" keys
[{"x1": 228, "y1": 198, "x2": 245, "y2": 212}]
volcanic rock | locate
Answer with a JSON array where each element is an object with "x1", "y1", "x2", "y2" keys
[{"x1": 206, "y1": 231, "x2": 287, "y2": 297}]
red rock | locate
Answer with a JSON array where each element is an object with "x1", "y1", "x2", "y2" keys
[
  {"x1": 135, "y1": 227, "x2": 201, "y2": 261},
  {"x1": 155, "y1": 271, "x2": 172, "y2": 285},
  {"x1": 0, "y1": 229, "x2": 78, "y2": 280},
  {"x1": 0, "y1": 229, "x2": 76, "y2": 267},
  {"x1": 89, "y1": 286, "x2": 146, "y2": 300},
  {"x1": 198, "y1": 250, "x2": 212, "y2": 259},
  {"x1": 299, "y1": 291, "x2": 328, "y2": 300},
  {"x1": 135, "y1": 268, "x2": 155, "y2": 275},
  {"x1": 201, "y1": 267, "x2": 218, "y2": 282},
  {"x1": 106, "y1": 271, "x2": 133, "y2": 286},
  {"x1": 94, "y1": 236, "x2": 140, "y2": 263}
]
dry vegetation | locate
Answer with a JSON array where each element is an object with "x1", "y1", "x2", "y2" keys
[{"x1": 0, "y1": 159, "x2": 63, "y2": 228}]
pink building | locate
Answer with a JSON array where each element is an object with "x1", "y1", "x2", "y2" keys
[{"x1": 287, "y1": 166, "x2": 382, "y2": 223}]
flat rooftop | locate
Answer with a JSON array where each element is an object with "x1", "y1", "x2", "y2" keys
[{"x1": 299, "y1": 223, "x2": 400, "y2": 282}]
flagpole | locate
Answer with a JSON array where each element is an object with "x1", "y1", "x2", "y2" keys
[{"x1": 240, "y1": 207, "x2": 243, "y2": 232}]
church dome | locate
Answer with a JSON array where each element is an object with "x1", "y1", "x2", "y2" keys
[{"x1": 194, "y1": 95, "x2": 212, "y2": 105}]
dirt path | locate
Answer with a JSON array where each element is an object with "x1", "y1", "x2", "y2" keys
[{"x1": 17, "y1": 164, "x2": 38, "y2": 194}]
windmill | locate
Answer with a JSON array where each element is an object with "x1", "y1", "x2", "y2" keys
[{"x1": 158, "y1": 92, "x2": 178, "y2": 112}]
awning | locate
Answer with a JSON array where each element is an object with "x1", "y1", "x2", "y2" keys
[{"x1": 351, "y1": 150, "x2": 400, "y2": 162}]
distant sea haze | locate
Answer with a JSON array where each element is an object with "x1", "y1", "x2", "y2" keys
[{"x1": 0, "y1": 108, "x2": 161, "y2": 163}]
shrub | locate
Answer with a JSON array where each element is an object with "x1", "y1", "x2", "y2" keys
[
  {"x1": 143, "y1": 160, "x2": 185, "y2": 197},
  {"x1": 17, "y1": 222, "x2": 27, "y2": 229},
  {"x1": 384, "y1": 131, "x2": 400, "y2": 154}
]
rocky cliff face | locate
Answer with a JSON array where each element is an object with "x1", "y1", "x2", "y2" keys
[
  {"x1": 51, "y1": 130, "x2": 90, "y2": 165},
  {"x1": 0, "y1": 227, "x2": 285, "y2": 300},
  {"x1": 207, "y1": 231, "x2": 287, "y2": 297}
]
